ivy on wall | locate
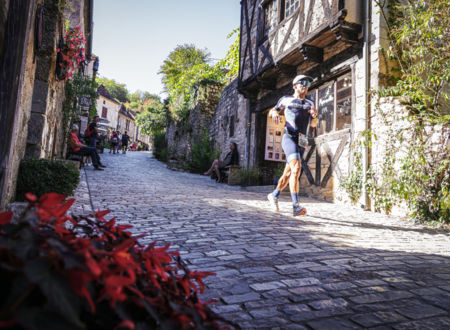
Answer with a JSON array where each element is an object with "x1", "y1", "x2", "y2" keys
[
  {"x1": 342, "y1": 1, "x2": 449, "y2": 224},
  {"x1": 62, "y1": 73, "x2": 98, "y2": 138}
]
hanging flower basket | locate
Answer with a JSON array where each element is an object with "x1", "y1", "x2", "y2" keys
[{"x1": 56, "y1": 26, "x2": 86, "y2": 81}]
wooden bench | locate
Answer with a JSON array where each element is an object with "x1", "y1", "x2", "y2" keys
[
  {"x1": 66, "y1": 151, "x2": 86, "y2": 168},
  {"x1": 221, "y1": 165, "x2": 241, "y2": 185}
]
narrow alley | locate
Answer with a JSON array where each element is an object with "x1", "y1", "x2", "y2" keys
[{"x1": 72, "y1": 151, "x2": 450, "y2": 329}]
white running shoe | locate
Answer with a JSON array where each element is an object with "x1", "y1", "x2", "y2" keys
[{"x1": 267, "y1": 193, "x2": 280, "y2": 212}]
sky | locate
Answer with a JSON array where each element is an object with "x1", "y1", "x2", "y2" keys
[{"x1": 92, "y1": 0, "x2": 241, "y2": 98}]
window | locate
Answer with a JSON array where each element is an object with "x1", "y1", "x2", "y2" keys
[
  {"x1": 264, "y1": 0, "x2": 278, "y2": 36},
  {"x1": 285, "y1": 0, "x2": 299, "y2": 18},
  {"x1": 229, "y1": 115, "x2": 235, "y2": 137},
  {"x1": 126, "y1": 120, "x2": 130, "y2": 131},
  {"x1": 263, "y1": 0, "x2": 300, "y2": 36},
  {"x1": 101, "y1": 107, "x2": 108, "y2": 118},
  {"x1": 307, "y1": 71, "x2": 352, "y2": 135}
]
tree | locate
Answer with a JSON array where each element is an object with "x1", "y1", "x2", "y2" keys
[
  {"x1": 158, "y1": 37, "x2": 242, "y2": 122},
  {"x1": 159, "y1": 44, "x2": 211, "y2": 95},
  {"x1": 135, "y1": 98, "x2": 167, "y2": 136},
  {"x1": 96, "y1": 77, "x2": 129, "y2": 103}
]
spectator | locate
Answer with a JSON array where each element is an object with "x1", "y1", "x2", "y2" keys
[
  {"x1": 203, "y1": 142, "x2": 239, "y2": 182},
  {"x1": 86, "y1": 115, "x2": 100, "y2": 148},
  {"x1": 121, "y1": 131, "x2": 130, "y2": 154},
  {"x1": 69, "y1": 124, "x2": 106, "y2": 170}
]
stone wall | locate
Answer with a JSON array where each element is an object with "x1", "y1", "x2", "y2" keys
[
  {"x1": 369, "y1": 97, "x2": 450, "y2": 216},
  {"x1": 166, "y1": 83, "x2": 223, "y2": 162},
  {"x1": 209, "y1": 79, "x2": 247, "y2": 167},
  {"x1": 1, "y1": 0, "x2": 93, "y2": 207},
  {"x1": 25, "y1": 0, "x2": 66, "y2": 159},
  {"x1": 0, "y1": 0, "x2": 39, "y2": 207}
]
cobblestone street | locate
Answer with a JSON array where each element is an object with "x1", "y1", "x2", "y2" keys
[{"x1": 72, "y1": 151, "x2": 450, "y2": 329}]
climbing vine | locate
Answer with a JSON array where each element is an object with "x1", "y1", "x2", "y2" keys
[
  {"x1": 341, "y1": 1, "x2": 449, "y2": 224},
  {"x1": 62, "y1": 73, "x2": 98, "y2": 138}
]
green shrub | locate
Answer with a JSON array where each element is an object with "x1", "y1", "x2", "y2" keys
[
  {"x1": 16, "y1": 159, "x2": 80, "y2": 201},
  {"x1": 186, "y1": 131, "x2": 218, "y2": 173},
  {"x1": 152, "y1": 130, "x2": 168, "y2": 162}
]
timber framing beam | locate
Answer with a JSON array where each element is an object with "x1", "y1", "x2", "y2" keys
[{"x1": 300, "y1": 44, "x2": 323, "y2": 63}]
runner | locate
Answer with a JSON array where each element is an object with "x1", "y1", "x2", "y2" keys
[{"x1": 267, "y1": 75, "x2": 318, "y2": 216}]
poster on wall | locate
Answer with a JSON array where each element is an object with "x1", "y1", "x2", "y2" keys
[{"x1": 265, "y1": 113, "x2": 286, "y2": 162}]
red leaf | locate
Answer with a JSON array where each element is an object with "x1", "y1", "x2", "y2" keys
[
  {"x1": 25, "y1": 193, "x2": 37, "y2": 202},
  {"x1": 0, "y1": 318, "x2": 17, "y2": 327},
  {"x1": 0, "y1": 211, "x2": 13, "y2": 225},
  {"x1": 39, "y1": 192, "x2": 66, "y2": 208},
  {"x1": 179, "y1": 278, "x2": 190, "y2": 297},
  {"x1": 114, "y1": 320, "x2": 135, "y2": 330},
  {"x1": 95, "y1": 209, "x2": 111, "y2": 220},
  {"x1": 53, "y1": 198, "x2": 75, "y2": 217},
  {"x1": 86, "y1": 257, "x2": 102, "y2": 277}
]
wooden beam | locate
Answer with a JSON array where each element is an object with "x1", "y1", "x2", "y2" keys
[
  {"x1": 322, "y1": 142, "x2": 343, "y2": 181},
  {"x1": 320, "y1": 134, "x2": 349, "y2": 187},
  {"x1": 300, "y1": 44, "x2": 324, "y2": 63},
  {"x1": 275, "y1": 63, "x2": 296, "y2": 75},
  {"x1": 301, "y1": 152, "x2": 315, "y2": 185},
  {"x1": 256, "y1": 76, "x2": 277, "y2": 90}
]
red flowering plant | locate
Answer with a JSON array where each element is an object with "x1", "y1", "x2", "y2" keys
[
  {"x1": 0, "y1": 193, "x2": 236, "y2": 329},
  {"x1": 56, "y1": 26, "x2": 86, "y2": 81}
]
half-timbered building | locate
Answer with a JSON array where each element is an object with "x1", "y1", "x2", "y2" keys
[{"x1": 237, "y1": 0, "x2": 377, "y2": 203}]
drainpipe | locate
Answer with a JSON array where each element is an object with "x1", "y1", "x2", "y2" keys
[
  {"x1": 362, "y1": 0, "x2": 371, "y2": 209},
  {"x1": 245, "y1": 98, "x2": 251, "y2": 169}
]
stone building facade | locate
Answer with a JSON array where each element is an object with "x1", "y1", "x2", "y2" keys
[
  {"x1": 117, "y1": 105, "x2": 137, "y2": 141},
  {"x1": 209, "y1": 79, "x2": 248, "y2": 168},
  {"x1": 96, "y1": 85, "x2": 121, "y2": 134},
  {"x1": 0, "y1": 0, "x2": 94, "y2": 207},
  {"x1": 231, "y1": 0, "x2": 449, "y2": 215},
  {"x1": 233, "y1": 0, "x2": 375, "y2": 205}
]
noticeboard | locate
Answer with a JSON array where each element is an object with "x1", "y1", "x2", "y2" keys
[{"x1": 265, "y1": 112, "x2": 286, "y2": 162}]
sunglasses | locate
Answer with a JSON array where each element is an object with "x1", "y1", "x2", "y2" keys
[{"x1": 295, "y1": 80, "x2": 311, "y2": 88}]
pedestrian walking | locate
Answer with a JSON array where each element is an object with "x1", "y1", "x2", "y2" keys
[
  {"x1": 121, "y1": 131, "x2": 130, "y2": 154},
  {"x1": 267, "y1": 75, "x2": 318, "y2": 216},
  {"x1": 69, "y1": 124, "x2": 106, "y2": 170},
  {"x1": 110, "y1": 131, "x2": 119, "y2": 154}
]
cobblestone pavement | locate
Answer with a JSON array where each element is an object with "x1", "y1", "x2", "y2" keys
[{"x1": 72, "y1": 151, "x2": 450, "y2": 329}]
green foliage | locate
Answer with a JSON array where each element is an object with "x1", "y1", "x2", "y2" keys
[
  {"x1": 375, "y1": 0, "x2": 450, "y2": 124},
  {"x1": 347, "y1": 0, "x2": 450, "y2": 224},
  {"x1": 159, "y1": 30, "x2": 240, "y2": 122},
  {"x1": 239, "y1": 167, "x2": 261, "y2": 186},
  {"x1": 340, "y1": 141, "x2": 364, "y2": 204},
  {"x1": 152, "y1": 131, "x2": 168, "y2": 162},
  {"x1": 96, "y1": 77, "x2": 129, "y2": 103},
  {"x1": 135, "y1": 102, "x2": 167, "y2": 137},
  {"x1": 16, "y1": 159, "x2": 80, "y2": 201},
  {"x1": 62, "y1": 73, "x2": 98, "y2": 140},
  {"x1": 186, "y1": 131, "x2": 218, "y2": 173}
]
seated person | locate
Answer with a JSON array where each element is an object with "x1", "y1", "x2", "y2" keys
[
  {"x1": 68, "y1": 124, "x2": 106, "y2": 171},
  {"x1": 203, "y1": 142, "x2": 239, "y2": 182}
]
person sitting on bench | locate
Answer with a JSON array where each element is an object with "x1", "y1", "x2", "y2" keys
[
  {"x1": 203, "y1": 142, "x2": 239, "y2": 182},
  {"x1": 68, "y1": 124, "x2": 106, "y2": 171}
]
